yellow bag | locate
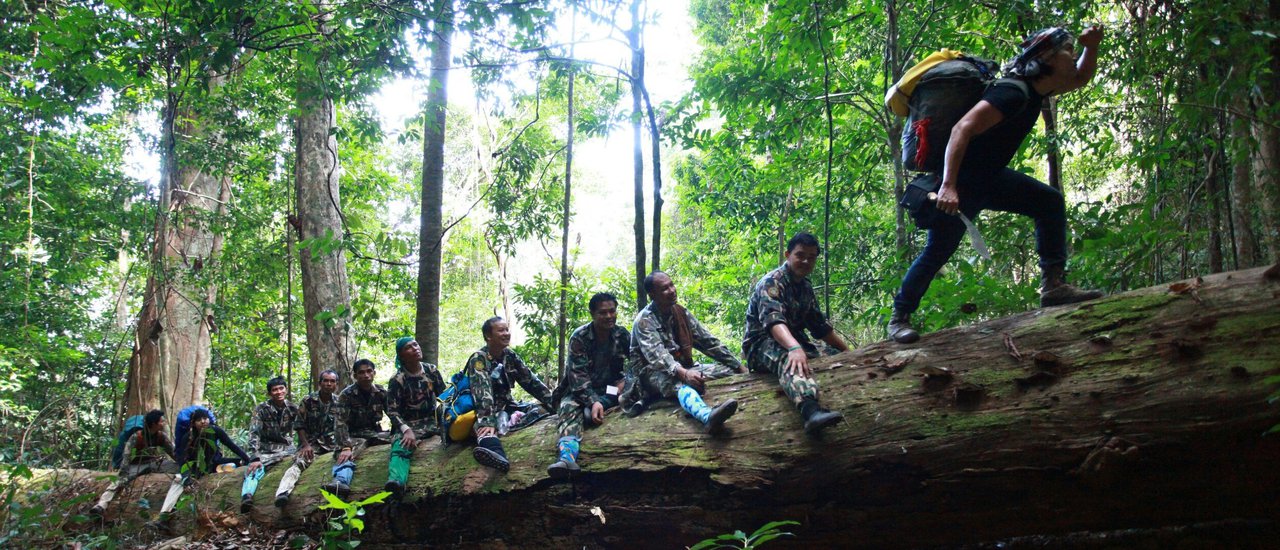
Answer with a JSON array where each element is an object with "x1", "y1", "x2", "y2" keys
[
  {"x1": 884, "y1": 49, "x2": 964, "y2": 117},
  {"x1": 448, "y1": 410, "x2": 477, "y2": 442}
]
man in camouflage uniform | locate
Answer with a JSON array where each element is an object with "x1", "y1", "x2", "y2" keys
[
  {"x1": 384, "y1": 337, "x2": 445, "y2": 497},
  {"x1": 90, "y1": 409, "x2": 178, "y2": 516},
  {"x1": 745, "y1": 232, "x2": 848, "y2": 435},
  {"x1": 274, "y1": 369, "x2": 340, "y2": 507},
  {"x1": 547, "y1": 292, "x2": 630, "y2": 479},
  {"x1": 465, "y1": 316, "x2": 554, "y2": 473},
  {"x1": 240, "y1": 376, "x2": 300, "y2": 512},
  {"x1": 324, "y1": 359, "x2": 392, "y2": 497},
  {"x1": 621, "y1": 271, "x2": 745, "y2": 433}
]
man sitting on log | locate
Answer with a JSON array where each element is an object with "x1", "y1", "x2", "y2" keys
[
  {"x1": 274, "y1": 369, "x2": 340, "y2": 507},
  {"x1": 152, "y1": 407, "x2": 256, "y2": 533},
  {"x1": 620, "y1": 271, "x2": 745, "y2": 432},
  {"x1": 744, "y1": 232, "x2": 848, "y2": 435},
  {"x1": 384, "y1": 337, "x2": 446, "y2": 498},
  {"x1": 90, "y1": 409, "x2": 178, "y2": 517},
  {"x1": 887, "y1": 25, "x2": 1106, "y2": 344},
  {"x1": 240, "y1": 376, "x2": 299, "y2": 513},
  {"x1": 463, "y1": 316, "x2": 555, "y2": 473},
  {"x1": 547, "y1": 292, "x2": 630, "y2": 479},
  {"x1": 325, "y1": 358, "x2": 393, "y2": 497}
]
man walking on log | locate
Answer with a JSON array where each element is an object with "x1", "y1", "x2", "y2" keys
[
  {"x1": 240, "y1": 376, "x2": 299, "y2": 512},
  {"x1": 745, "y1": 232, "x2": 848, "y2": 435},
  {"x1": 384, "y1": 337, "x2": 446, "y2": 498},
  {"x1": 620, "y1": 271, "x2": 745, "y2": 432},
  {"x1": 274, "y1": 369, "x2": 340, "y2": 507},
  {"x1": 889, "y1": 25, "x2": 1106, "y2": 344},
  {"x1": 326, "y1": 358, "x2": 392, "y2": 497},
  {"x1": 547, "y1": 292, "x2": 630, "y2": 479}
]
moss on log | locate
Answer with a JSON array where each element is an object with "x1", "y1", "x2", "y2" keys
[{"x1": 64, "y1": 266, "x2": 1280, "y2": 548}]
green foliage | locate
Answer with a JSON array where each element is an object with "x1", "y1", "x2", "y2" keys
[
  {"x1": 318, "y1": 489, "x2": 392, "y2": 550},
  {"x1": 0, "y1": 464, "x2": 112, "y2": 548},
  {"x1": 688, "y1": 520, "x2": 799, "y2": 550}
]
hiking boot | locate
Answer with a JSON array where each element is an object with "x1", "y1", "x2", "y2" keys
[
  {"x1": 887, "y1": 310, "x2": 920, "y2": 344},
  {"x1": 322, "y1": 479, "x2": 350, "y2": 499},
  {"x1": 274, "y1": 493, "x2": 290, "y2": 508},
  {"x1": 704, "y1": 399, "x2": 739, "y2": 433},
  {"x1": 1040, "y1": 265, "x2": 1104, "y2": 307},
  {"x1": 803, "y1": 409, "x2": 844, "y2": 435},
  {"x1": 473, "y1": 437, "x2": 511, "y2": 473},
  {"x1": 89, "y1": 505, "x2": 105, "y2": 518},
  {"x1": 384, "y1": 480, "x2": 404, "y2": 499},
  {"x1": 240, "y1": 495, "x2": 253, "y2": 513}
]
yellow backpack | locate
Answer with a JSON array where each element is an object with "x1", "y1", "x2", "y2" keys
[{"x1": 884, "y1": 49, "x2": 965, "y2": 117}]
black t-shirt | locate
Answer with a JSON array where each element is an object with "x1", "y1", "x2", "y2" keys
[{"x1": 963, "y1": 80, "x2": 1044, "y2": 171}]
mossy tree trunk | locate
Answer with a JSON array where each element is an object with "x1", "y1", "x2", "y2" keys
[{"x1": 85, "y1": 266, "x2": 1280, "y2": 548}]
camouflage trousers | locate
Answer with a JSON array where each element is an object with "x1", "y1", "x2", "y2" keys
[
  {"x1": 746, "y1": 340, "x2": 830, "y2": 407},
  {"x1": 629, "y1": 363, "x2": 739, "y2": 402},
  {"x1": 556, "y1": 394, "x2": 619, "y2": 439}
]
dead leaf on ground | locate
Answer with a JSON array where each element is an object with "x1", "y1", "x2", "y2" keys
[
  {"x1": 590, "y1": 506, "x2": 607, "y2": 524},
  {"x1": 1003, "y1": 333, "x2": 1023, "y2": 361}
]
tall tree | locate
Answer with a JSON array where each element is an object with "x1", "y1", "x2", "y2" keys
[
  {"x1": 558, "y1": 9, "x2": 577, "y2": 373},
  {"x1": 294, "y1": 1, "x2": 356, "y2": 386},
  {"x1": 416, "y1": 0, "x2": 455, "y2": 366},
  {"x1": 628, "y1": 0, "x2": 648, "y2": 310},
  {"x1": 125, "y1": 72, "x2": 234, "y2": 420}
]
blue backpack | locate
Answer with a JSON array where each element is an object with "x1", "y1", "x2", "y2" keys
[
  {"x1": 438, "y1": 370, "x2": 474, "y2": 431},
  {"x1": 110, "y1": 415, "x2": 147, "y2": 469},
  {"x1": 174, "y1": 405, "x2": 216, "y2": 463}
]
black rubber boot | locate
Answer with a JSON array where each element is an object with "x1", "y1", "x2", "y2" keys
[
  {"x1": 473, "y1": 436, "x2": 511, "y2": 473},
  {"x1": 704, "y1": 399, "x2": 739, "y2": 433},
  {"x1": 274, "y1": 493, "x2": 290, "y2": 508},
  {"x1": 240, "y1": 495, "x2": 253, "y2": 513}
]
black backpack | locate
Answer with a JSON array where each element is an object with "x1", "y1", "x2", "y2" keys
[{"x1": 900, "y1": 57, "x2": 1028, "y2": 172}]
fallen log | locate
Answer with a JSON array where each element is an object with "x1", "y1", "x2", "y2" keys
[{"x1": 64, "y1": 266, "x2": 1280, "y2": 548}]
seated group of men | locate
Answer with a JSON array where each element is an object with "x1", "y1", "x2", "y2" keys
[{"x1": 95, "y1": 232, "x2": 846, "y2": 523}]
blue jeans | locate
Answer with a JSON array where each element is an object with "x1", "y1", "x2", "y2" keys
[{"x1": 894, "y1": 167, "x2": 1067, "y2": 315}]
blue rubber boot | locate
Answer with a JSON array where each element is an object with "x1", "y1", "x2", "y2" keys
[
  {"x1": 547, "y1": 436, "x2": 581, "y2": 480},
  {"x1": 678, "y1": 385, "x2": 738, "y2": 433}
]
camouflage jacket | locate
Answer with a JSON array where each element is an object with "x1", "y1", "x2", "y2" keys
[
  {"x1": 333, "y1": 383, "x2": 389, "y2": 448},
  {"x1": 247, "y1": 400, "x2": 299, "y2": 458},
  {"x1": 121, "y1": 429, "x2": 176, "y2": 468},
  {"x1": 387, "y1": 362, "x2": 446, "y2": 437},
  {"x1": 743, "y1": 263, "x2": 834, "y2": 355},
  {"x1": 560, "y1": 323, "x2": 630, "y2": 408},
  {"x1": 294, "y1": 391, "x2": 339, "y2": 450},
  {"x1": 464, "y1": 347, "x2": 553, "y2": 430},
  {"x1": 629, "y1": 302, "x2": 743, "y2": 376}
]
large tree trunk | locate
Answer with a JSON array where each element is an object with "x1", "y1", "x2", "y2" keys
[
  {"x1": 124, "y1": 82, "x2": 231, "y2": 424},
  {"x1": 628, "y1": 0, "x2": 648, "y2": 311},
  {"x1": 415, "y1": 0, "x2": 454, "y2": 366},
  {"x1": 294, "y1": 82, "x2": 356, "y2": 387},
  {"x1": 90, "y1": 265, "x2": 1280, "y2": 548}
]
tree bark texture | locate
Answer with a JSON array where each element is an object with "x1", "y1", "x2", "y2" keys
[
  {"x1": 1230, "y1": 97, "x2": 1260, "y2": 268},
  {"x1": 294, "y1": 86, "x2": 356, "y2": 387},
  {"x1": 88, "y1": 266, "x2": 1280, "y2": 548},
  {"x1": 885, "y1": 0, "x2": 908, "y2": 254},
  {"x1": 1042, "y1": 97, "x2": 1062, "y2": 191},
  {"x1": 415, "y1": 0, "x2": 454, "y2": 366},
  {"x1": 124, "y1": 83, "x2": 230, "y2": 425},
  {"x1": 643, "y1": 84, "x2": 663, "y2": 274},
  {"x1": 629, "y1": 0, "x2": 647, "y2": 311}
]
